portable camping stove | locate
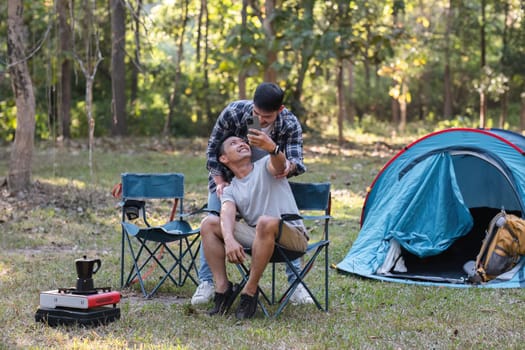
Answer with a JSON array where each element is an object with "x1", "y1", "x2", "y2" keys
[{"x1": 35, "y1": 257, "x2": 121, "y2": 327}]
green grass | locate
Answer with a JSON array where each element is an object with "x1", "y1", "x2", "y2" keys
[{"x1": 1, "y1": 135, "x2": 525, "y2": 349}]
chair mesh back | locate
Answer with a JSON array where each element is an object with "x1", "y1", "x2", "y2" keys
[
  {"x1": 289, "y1": 182, "x2": 330, "y2": 211},
  {"x1": 121, "y1": 173, "x2": 185, "y2": 199}
]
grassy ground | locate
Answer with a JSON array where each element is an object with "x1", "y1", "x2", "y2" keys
[{"x1": 1, "y1": 133, "x2": 525, "y2": 349}]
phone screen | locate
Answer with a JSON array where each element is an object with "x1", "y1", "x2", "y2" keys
[{"x1": 247, "y1": 117, "x2": 261, "y2": 131}]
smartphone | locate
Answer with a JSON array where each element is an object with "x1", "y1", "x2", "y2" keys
[{"x1": 247, "y1": 117, "x2": 261, "y2": 132}]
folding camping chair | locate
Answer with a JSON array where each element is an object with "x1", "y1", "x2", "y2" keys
[
  {"x1": 119, "y1": 173, "x2": 203, "y2": 298},
  {"x1": 236, "y1": 182, "x2": 331, "y2": 317}
]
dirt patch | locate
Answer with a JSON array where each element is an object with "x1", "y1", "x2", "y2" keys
[
  {"x1": 0, "y1": 179, "x2": 110, "y2": 222},
  {"x1": 121, "y1": 290, "x2": 190, "y2": 306}
]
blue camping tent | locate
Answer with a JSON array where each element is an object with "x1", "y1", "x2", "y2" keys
[{"x1": 337, "y1": 128, "x2": 525, "y2": 288}]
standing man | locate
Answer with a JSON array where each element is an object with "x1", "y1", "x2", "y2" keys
[
  {"x1": 201, "y1": 135, "x2": 309, "y2": 319},
  {"x1": 191, "y1": 82, "x2": 312, "y2": 306}
]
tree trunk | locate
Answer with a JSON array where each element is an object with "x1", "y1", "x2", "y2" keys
[
  {"x1": 262, "y1": 0, "x2": 277, "y2": 82},
  {"x1": 196, "y1": 0, "x2": 212, "y2": 129},
  {"x1": 346, "y1": 60, "x2": 355, "y2": 123},
  {"x1": 362, "y1": 17, "x2": 372, "y2": 117},
  {"x1": 336, "y1": 61, "x2": 345, "y2": 145},
  {"x1": 364, "y1": 25, "x2": 371, "y2": 94},
  {"x1": 399, "y1": 83, "x2": 407, "y2": 132},
  {"x1": 110, "y1": 0, "x2": 127, "y2": 136},
  {"x1": 58, "y1": 0, "x2": 72, "y2": 139},
  {"x1": 7, "y1": 0, "x2": 36, "y2": 193},
  {"x1": 195, "y1": 0, "x2": 206, "y2": 126},
  {"x1": 480, "y1": 0, "x2": 486, "y2": 68},
  {"x1": 443, "y1": 0, "x2": 453, "y2": 119},
  {"x1": 289, "y1": 0, "x2": 315, "y2": 121},
  {"x1": 443, "y1": 64, "x2": 453, "y2": 119},
  {"x1": 499, "y1": 2, "x2": 509, "y2": 130},
  {"x1": 479, "y1": 91, "x2": 486, "y2": 128},
  {"x1": 130, "y1": 0, "x2": 142, "y2": 105},
  {"x1": 499, "y1": 90, "x2": 508, "y2": 128},
  {"x1": 238, "y1": 0, "x2": 248, "y2": 99},
  {"x1": 479, "y1": 0, "x2": 487, "y2": 127},
  {"x1": 165, "y1": 0, "x2": 189, "y2": 136},
  {"x1": 391, "y1": 96, "x2": 400, "y2": 126},
  {"x1": 202, "y1": 0, "x2": 211, "y2": 126},
  {"x1": 520, "y1": 91, "x2": 525, "y2": 133},
  {"x1": 75, "y1": 0, "x2": 104, "y2": 178},
  {"x1": 86, "y1": 75, "x2": 95, "y2": 175}
]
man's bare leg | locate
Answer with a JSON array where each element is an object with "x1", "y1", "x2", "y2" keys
[
  {"x1": 201, "y1": 216, "x2": 229, "y2": 293},
  {"x1": 242, "y1": 216, "x2": 279, "y2": 296}
]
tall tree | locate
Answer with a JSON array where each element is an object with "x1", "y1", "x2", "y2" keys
[
  {"x1": 130, "y1": 0, "x2": 143, "y2": 106},
  {"x1": 442, "y1": 0, "x2": 453, "y2": 119},
  {"x1": 250, "y1": 0, "x2": 277, "y2": 82},
  {"x1": 238, "y1": 0, "x2": 249, "y2": 99},
  {"x1": 283, "y1": 0, "x2": 317, "y2": 120},
  {"x1": 110, "y1": 0, "x2": 127, "y2": 136},
  {"x1": 479, "y1": 0, "x2": 487, "y2": 127},
  {"x1": 334, "y1": 0, "x2": 351, "y2": 144},
  {"x1": 196, "y1": 0, "x2": 212, "y2": 123},
  {"x1": 263, "y1": 0, "x2": 277, "y2": 82},
  {"x1": 345, "y1": 60, "x2": 356, "y2": 124},
  {"x1": 74, "y1": 0, "x2": 103, "y2": 176},
  {"x1": 165, "y1": 0, "x2": 190, "y2": 136},
  {"x1": 336, "y1": 61, "x2": 346, "y2": 145},
  {"x1": 499, "y1": 0, "x2": 512, "y2": 129},
  {"x1": 521, "y1": 92, "x2": 525, "y2": 132},
  {"x1": 57, "y1": 0, "x2": 73, "y2": 139},
  {"x1": 7, "y1": 0, "x2": 36, "y2": 193}
]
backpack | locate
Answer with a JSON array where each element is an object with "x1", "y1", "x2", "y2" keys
[{"x1": 472, "y1": 210, "x2": 525, "y2": 283}]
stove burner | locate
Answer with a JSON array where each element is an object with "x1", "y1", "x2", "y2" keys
[{"x1": 57, "y1": 287, "x2": 112, "y2": 295}]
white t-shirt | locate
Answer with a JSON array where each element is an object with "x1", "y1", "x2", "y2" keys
[{"x1": 222, "y1": 156, "x2": 304, "y2": 230}]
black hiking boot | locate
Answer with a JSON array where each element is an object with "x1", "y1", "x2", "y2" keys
[
  {"x1": 235, "y1": 290, "x2": 258, "y2": 320},
  {"x1": 208, "y1": 282, "x2": 239, "y2": 316}
]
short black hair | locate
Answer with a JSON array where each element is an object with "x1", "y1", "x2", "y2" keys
[
  {"x1": 216, "y1": 132, "x2": 238, "y2": 158},
  {"x1": 253, "y1": 82, "x2": 284, "y2": 112},
  {"x1": 216, "y1": 133, "x2": 236, "y2": 181}
]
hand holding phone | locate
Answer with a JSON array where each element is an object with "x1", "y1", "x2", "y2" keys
[{"x1": 247, "y1": 117, "x2": 261, "y2": 133}]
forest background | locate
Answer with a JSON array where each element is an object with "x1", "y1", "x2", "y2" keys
[{"x1": 2, "y1": 1, "x2": 525, "y2": 192}]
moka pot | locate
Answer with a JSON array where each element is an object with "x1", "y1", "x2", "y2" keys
[{"x1": 75, "y1": 255, "x2": 101, "y2": 292}]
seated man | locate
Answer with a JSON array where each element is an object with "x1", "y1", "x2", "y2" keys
[{"x1": 200, "y1": 135, "x2": 308, "y2": 320}]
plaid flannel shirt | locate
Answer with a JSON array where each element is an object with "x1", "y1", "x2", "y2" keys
[{"x1": 206, "y1": 100, "x2": 306, "y2": 192}]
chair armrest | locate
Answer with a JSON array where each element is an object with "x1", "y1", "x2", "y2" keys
[
  {"x1": 281, "y1": 213, "x2": 302, "y2": 221},
  {"x1": 178, "y1": 203, "x2": 212, "y2": 218},
  {"x1": 301, "y1": 214, "x2": 332, "y2": 221}
]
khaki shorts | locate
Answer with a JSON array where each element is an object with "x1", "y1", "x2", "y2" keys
[{"x1": 234, "y1": 221, "x2": 308, "y2": 253}]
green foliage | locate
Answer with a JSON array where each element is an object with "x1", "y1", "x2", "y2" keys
[
  {"x1": 354, "y1": 114, "x2": 397, "y2": 136},
  {"x1": 0, "y1": 0, "x2": 524, "y2": 143},
  {"x1": 0, "y1": 100, "x2": 16, "y2": 142},
  {"x1": 435, "y1": 115, "x2": 478, "y2": 130},
  {"x1": 472, "y1": 66, "x2": 510, "y2": 100}
]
